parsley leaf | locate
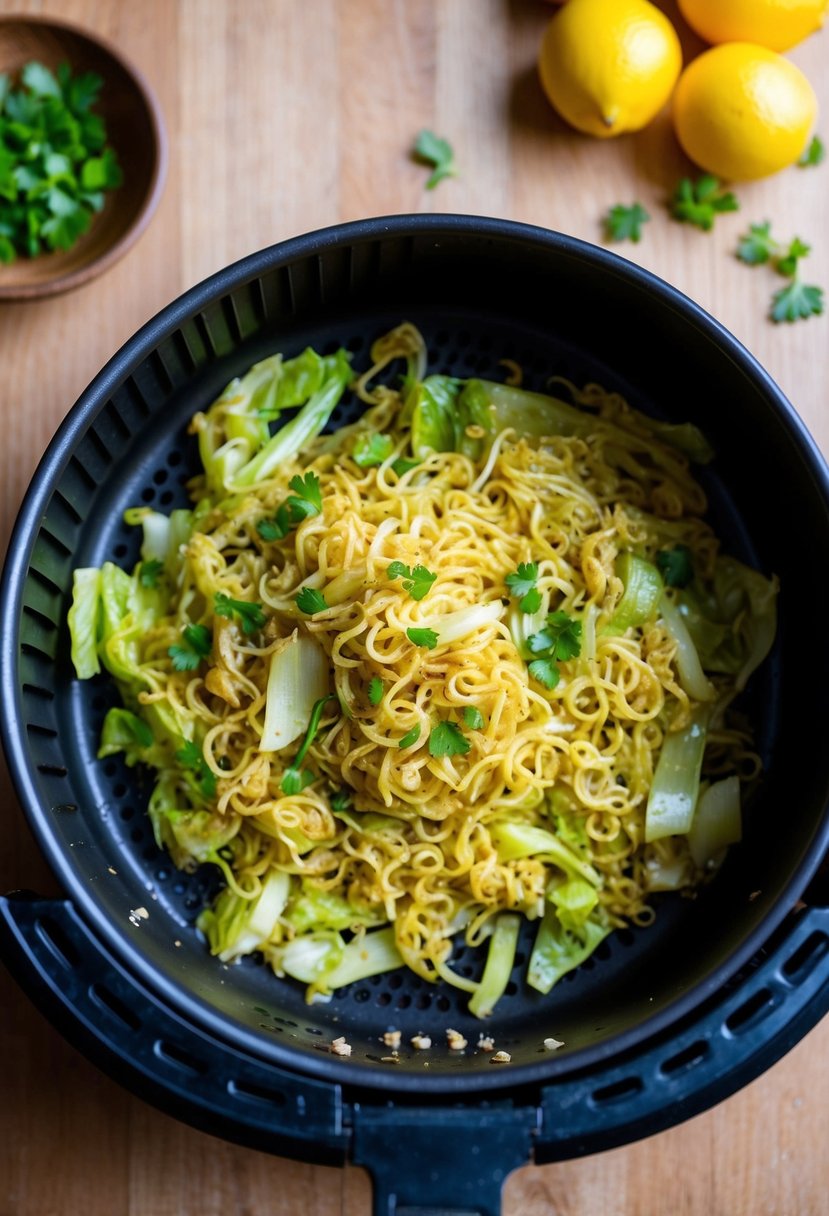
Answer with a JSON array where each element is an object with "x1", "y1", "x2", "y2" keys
[
  {"x1": 257, "y1": 503, "x2": 293, "y2": 542},
  {"x1": 428, "y1": 720, "x2": 471, "y2": 758},
  {"x1": 330, "y1": 788, "x2": 351, "y2": 813},
  {"x1": 399, "y1": 723, "x2": 422, "y2": 749},
  {"x1": 388, "y1": 561, "x2": 437, "y2": 601},
  {"x1": 413, "y1": 129, "x2": 457, "y2": 189},
  {"x1": 506, "y1": 561, "x2": 542, "y2": 613},
  {"x1": 463, "y1": 706, "x2": 485, "y2": 730},
  {"x1": 287, "y1": 471, "x2": 322, "y2": 517},
  {"x1": 367, "y1": 676, "x2": 384, "y2": 706},
  {"x1": 353, "y1": 433, "x2": 394, "y2": 468},
  {"x1": 799, "y1": 135, "x2": 825, "y2": 167},
  {"x1": 670, "y1": 175, "x2": 739, "y2": 231},
  {"x1": 168, "y1": 623, "x2": 212, "y2": 671},
  {"x1": 656, "y1": 545, "x2": 694, "y2": 589},
  {"x1": 525, "y1": 611, "x2": 582, "y2": 689},
  {"x1": 296, "y1": 587, "x2": 328, "y2": 614},
  {"x1": 771, "y1": 280, "x2": 824, "y2": 323},
  {"x1": 776, "y1": 237, "x2": 811, "y2": 279},
  {"x1": 736, "y1": 221, "x2": 776, "y2": 266},
  {"x1": 406, "y1": 626, "x2": 439, "y2": 649},
  {"x1": 139, "y1": 559, "x2": 164, "y2": 588},
  {"x1": 604, "y1": 202, "x2": 650, "y2": 244},
  {"x1": 214, "y1": 592, "x2": 267, "y2": 635},
  {"x1": 528, "y1": 658, "x2": 561, "y2": 690},
  {"x1": 175, "y1": 739, "x2": 217, "y2": 799}
]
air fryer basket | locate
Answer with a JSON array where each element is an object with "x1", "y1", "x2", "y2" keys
[{"x1": 2, "y1": 216, "x2": 829, "y2": 1214}]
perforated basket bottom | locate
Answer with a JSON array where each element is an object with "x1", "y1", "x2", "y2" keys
[{"x1": 16, "y1": 301, "x2": 777, "y2": 1082}]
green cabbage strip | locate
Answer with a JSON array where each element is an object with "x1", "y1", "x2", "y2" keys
[
  {"x1": 688, "y1": 775, "x2": 742, "y2": 868},
  {"x1": 277, "y1": 926, "x2": 403, "y2": 997},
  {"x1": 658, "y1": 592, "x2": 716, "y2": 702},
  {"x1": 228, "y1": 350, "x2": 352, "y2": 489},
  {"x1": 678, "y1": 557, "x2": 778, "y2": 692},
  {"x1": 68, "y1": 567, "x2": 102, "y2": 678},
  {"x1": 285, "y1": 881, "x2": 382, "y2": 933},
  {"x1": 645, "y1": 705, "x2": 711, "y2": 842},
  {"x1": 606, "y1": 552, "x2": 663, "y2": 634},
  {"x1": 468, "y1": 913, "x2": 521, "y2": 1018},
  {"x1": 198, "y1": 870, "x2": 290, "y2": 963},
  {"x1": 490, "y1": 821, "x2": 602, "y2": 887},
  {"x1": 528, "y1": 906, "x2": 611, "y2": 994},
  {"x1": 548, "y1": 877, "x2": 599, "y2": 932}
]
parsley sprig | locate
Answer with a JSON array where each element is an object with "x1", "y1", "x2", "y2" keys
[
  {"x1": 669, "y1": 175, "x2": 739, "y2": 232},
  {"x1": 139, "y1": 559, "x2": 163, "y2": 589},
  {"x1": 412, "y1": 129, "x2": 457, "y2": 189},
  {"x1": 214, "y1": 592, "x2": 267, "y2": 635},
  {"x1": 799, "y1": 135, "x2": 825, "y2": 168},
  {"x1": 737, "y1": 222, "x2": 824, "y2": 324},
  {"x1": 296, "y1": 587, "x2": 327, "y2": 615},
  {"x1": 367, "y1": 677, "x2": 384, "y2": 706},
  {"x1": 169, "y1": 624, "x2": 212, "y2": 671},
  {"x1": 506, "y1": 562, "x2": 542, "y2": 614},
  {"x1": 388, "y1": 561, "x2": 437, "y2": 601},
  {"x1": 428, "y1": 720, "x2": 470, "y2": 758},
  {"x1": 0, "y1": 61, "x2": 123, "y2": 263},
  {"x1": 526, "y1": 611, "x2": 582, "y2": 690},
  {"x1": 257, "y1": 472, "x2": 322, "y2": 542},
  {"x1": 406, "y1": 626, "x2": 439, "y2": 649},
  {"x1": 656, "y1": 545, "x2": 694, "y2": 589},
  {"x1": 604, "y1": 202, "x2": 650, "y2": 244}
]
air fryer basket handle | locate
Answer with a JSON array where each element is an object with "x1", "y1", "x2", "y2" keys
[{"x1": 351, "y1": 1105, "x2": 537, "y2": 1216}]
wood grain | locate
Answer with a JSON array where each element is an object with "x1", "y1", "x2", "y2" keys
[{"x1": 0, "y1": 2, "x2": 827, "y2": 1213}]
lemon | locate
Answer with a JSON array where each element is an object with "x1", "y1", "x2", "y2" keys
[
  {"x1": 673, "y1": 43, "x2": 818, "y2": 180},
  {"x1": 538, "y1": 0, "x2": 683, "y2": 138},
  {"x1": 678, "y1": 0, "x2": 828, "y2": 53}
]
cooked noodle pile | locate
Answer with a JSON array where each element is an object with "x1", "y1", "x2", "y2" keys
[{"x1": 70, "y1": 323, "x2": 777, "y2": 1013}]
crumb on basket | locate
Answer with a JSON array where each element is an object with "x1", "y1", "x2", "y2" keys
[
  {"x1": 544, "y1": 1037, "x2": 564, "y2": 1051},
  {"x1": 446, "y1": 1028, "x2": 468, "y2": 1051},
  {"x1": 331, "y1": 1036, "x2": 352, "y2": 1057},
  {"x1": 381, "y1": 1054, "x2": 400, "y2": 1064},
  {"x1": 490, "y1": 1050, "x2": 511, "y2": 1064},
  {"x1": 411, "y1": 1033, "x2": 432, "y2": 1050},
  {"x1": 477, "y1": 1035, "x2": 495, "y2": 1052},
  {"x1": 382, "y1": 1030, "x2": 402, "y2": 1050}
]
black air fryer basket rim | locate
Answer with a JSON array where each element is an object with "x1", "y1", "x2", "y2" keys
[{"x1": 2, "y1": 213, "x2": 829, "y2": 1099}]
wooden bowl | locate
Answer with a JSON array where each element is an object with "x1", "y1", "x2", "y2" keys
[{"x1": 0, "y1": 16, "x2": 167, "y2": 300}]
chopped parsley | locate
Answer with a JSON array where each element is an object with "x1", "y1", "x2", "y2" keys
[
  {"x1": 388, "y1": 561, "x2": 437, "y2": 601},
  {"x1": 656, "y1": 545, "x2": 694, "y2": 589},
  {"x1": 604, "y1": 202, "x2": 650, "y2": 244},
  {"x1": 214, "y1": 592, "x2": 266, "y2": 636},
  {"x1": 353, "y1": 433, "x2": 394, "y2": 468},
  {"x1": 295, "y1": 587, "x2": 328, "y2": 614},
  {"x1": 771, "y1": 280, "x2": 824, "y2": 323},
  {"x1": 505, "y1": 561, "x2": 542, "y2": 613},
  {"x1": 139, "y1": 559, "x2": 163, "y2": 588},
  {"x1": 413, "y1": 129, "x2": 457, "y2": 189},
  {"x1": 406, "y1": 626, "x2": 439, "y2": 649},
  {"x1": 463, "y1": 706, "x2": 485, "y2": 730},
  {"x1": 367, "y1": 676, "x2": 384, "y2": 706},
  {"x1": 392, "y1": 457, "x2": 420, "y2": 477},
  {"x1": 798, "y1": 135, "x2": 825, "y2": 168},
  {"x1": 669, "y1": 175, "x2": 738, "y2": 232},
  {"x1": 175, "y1": 739, "x2": 217, "y2": 799},
  {"x1": 168, "y1": 623, "x2": 212, "y2": 671},
  {"x1": 398, "y1": 723, "x2": 421, "y2": 749},
  {"x1": 0, "y1": 61, "x2": 123, "y2": 263},
  {"x1": 330, "y1": 788, "x2": 351, "y2": 813},
  {"x1": 428, "y1": 720, "x2": 470, "y2": 758}
]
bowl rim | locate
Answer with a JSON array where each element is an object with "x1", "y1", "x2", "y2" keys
[
  {"x1": 0, "y1": 12, "x2": 169, "y2": 301},
  {"x1": 3, "y1": 213, "x2": 829, "y2": 1095}
]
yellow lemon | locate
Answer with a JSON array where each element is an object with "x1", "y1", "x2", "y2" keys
[
  {"x1": 673, "y1": 43, "x2": 818, "y2": 179},
  {"x1": 678, "y1": 0, "x2": 828, "y2": 52},
  {"x1": 538, "y1": 0, "x2": 682, "y2": 138}
]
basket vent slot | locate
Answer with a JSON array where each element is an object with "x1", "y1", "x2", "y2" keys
[
  {"x1": 23, "y1": 682, "x2": 54, "y2": 701},
  {"x1": 37, "y1": 763, "x2": 68, "y2": 777},
  {"x1": 227, "y1": 1079, "x2": 288, "y2": 1108},
  {"x1": 782, "y1": 931, "x2": 829, "y2": 986},
  {"x1": 89, "y1": 982, "x2": 142, "y2": 1032},
  {"x1": 590, "y1": 1075, "x2": 644, "y2": 1106},
  {"x1": 659, "y1": 1039, "x2": 710, "y2": 1077},
  {"x1": 726, "y1": 986, "x2": 776, "y2": 1034},
  {"x1": 153, "y1": 1039, "x2": 209, "y2": 1077},
  {"x1": 35, "y1": 915, "x2": 81, "y2": 970},
  {"x1": 26, "y1": 722, "x2": 58, "y2": 739}
]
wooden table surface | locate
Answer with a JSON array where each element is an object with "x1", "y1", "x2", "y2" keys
[{"x1": 1, "y1": 2, "x2": 827, "y2": 1213}]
